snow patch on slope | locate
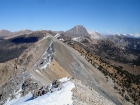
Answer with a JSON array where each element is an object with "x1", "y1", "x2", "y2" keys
[
  {"x1": 72, "y1": 37, "x2": 82, "y2": 42},
  {"x1": 88, "y1": 31, "x2": 103, "y2": 39},
  {"x1": 5, "y1": 77, "x2": 75, "y2": 105},
  {"x1": 54, "y1": 33, "x2": 61, "y2": 38},
  {"x1": 33, "y1": 39, "x2": 54, "y2": 70},
  {"x1": 40, "y1": 40, "x2": 53, "y2": 69},
  {"x1": 59, "y1": 76, "x2": 70, "y2": 82}
]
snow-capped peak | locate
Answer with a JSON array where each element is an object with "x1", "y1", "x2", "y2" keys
[{"x1": 88, "y1": 31, "x2": 103, "y2": 39}]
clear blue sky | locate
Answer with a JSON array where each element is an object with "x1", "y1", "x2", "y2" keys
[{"x1": 0, "y1": 0, "x2": 140, "y2": 34}]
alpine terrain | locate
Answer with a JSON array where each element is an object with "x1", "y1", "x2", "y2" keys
[{"x1": 0, "y1": 25, "x2": 140, "y2": 105}]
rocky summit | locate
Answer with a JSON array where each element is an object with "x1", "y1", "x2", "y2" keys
[{"x1": 65, "y1": 25, "x2": 90, "y2": 38}]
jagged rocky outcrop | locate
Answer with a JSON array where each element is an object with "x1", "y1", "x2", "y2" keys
[
  {"x1": 33, "y1": 79, "x2": 63, "y2": 99},
  {"x1": 0, "y1": 71, "x2": 41, "y2": 105}
]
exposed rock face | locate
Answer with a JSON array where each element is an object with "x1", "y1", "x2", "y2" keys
[
  {"x1": 0, "y1": 71, "x2": 38, "y2": 105},
  {"x1": 65, "y1": 25, "x2": 90, "y2": 38},
  {"x1": 33, "y1": 79, "x2": 63, "y2": 99}
]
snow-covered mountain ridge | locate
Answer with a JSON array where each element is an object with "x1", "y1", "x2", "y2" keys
[
  {"x1": 5, "y1": 77, "x2": 115, "y2": 105},
  {"x1": 5, "y1": 77, "x2": 75, "y2": 105}
]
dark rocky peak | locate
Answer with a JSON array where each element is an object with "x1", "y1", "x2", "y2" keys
[{"x1": 65, "y1": 25, "x2": 90, "y2": 38}]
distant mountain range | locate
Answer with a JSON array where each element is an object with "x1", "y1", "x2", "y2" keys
[
  {"x1": 105, "y1": 35, "x2": 140, "y2": 48},
  {"x1": 0, "y1": 29, "x2": 32, "y2": 39},
  {"x1": 1, "y1": 25, "x2": 140, "y2": 39},
  {"x1": 1, "y1": 25, "x2": 140, "y2": 56},
  {"x1": 59, "y1": 25, "x2": 140, "y2": 64},
  {"x1": 107, "y1": 33, "x2": 140, "y2": 39}
]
